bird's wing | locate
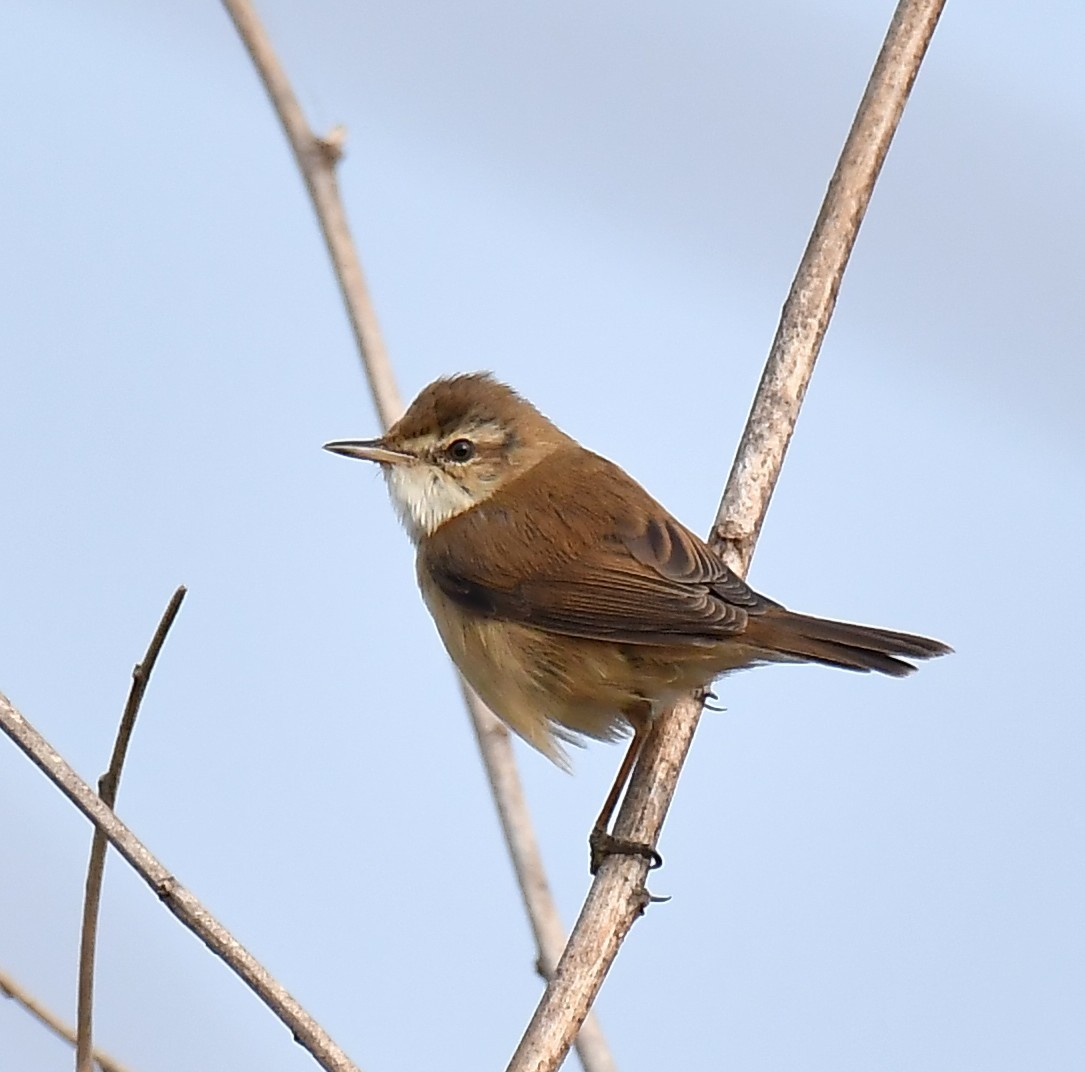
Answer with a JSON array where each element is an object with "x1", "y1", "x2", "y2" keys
[{"x1": 420, "y1": 450, "x2": 776, "y2": 647}]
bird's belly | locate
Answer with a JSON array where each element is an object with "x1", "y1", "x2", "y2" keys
[
  {"x1": 419, "y1": 580, "x2": 621, "y2": 764},
  {"x1": 417, "y1": 566, "x2": 746, "y2": 766}
]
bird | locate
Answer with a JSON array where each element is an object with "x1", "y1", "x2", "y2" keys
[{"x1": 325, "y1": 372, "x2": 950, "y2": 868}]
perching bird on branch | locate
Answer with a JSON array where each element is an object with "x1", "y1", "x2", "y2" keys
[{"x1": 326, "y1": 373, "x2": 950, "y2": 868}]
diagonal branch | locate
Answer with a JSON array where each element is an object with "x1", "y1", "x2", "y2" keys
[
  {"x1": 0, "y1": 692, "x2": 362, "y2": 1072},
  {"x1": 0, "y1": 968, "x2": 131, "y2": 1072},
  {"x1": 507, "y1": 1, "x2": 947, "y2": 1068},
  {"x1": 219, "y1": 3, "x2": 616, "y2": 1069},
  {"x1": 220, "y1": 0, "x2": 400, "y2": 426},
  {"x1": 76, "y1": 586, "x2": 186, "y2": 1072}
]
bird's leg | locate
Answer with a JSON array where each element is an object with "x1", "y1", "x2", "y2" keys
[{"x1": 588, "y1": 705, "x2": 662, "y2": 874}]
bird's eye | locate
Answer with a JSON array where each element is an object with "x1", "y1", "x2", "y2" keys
[{"x1": 447, "y1": 438, "x2": 475, "y2": 462}]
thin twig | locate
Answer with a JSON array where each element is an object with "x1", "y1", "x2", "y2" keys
[
  {"x1": 460, "y1": 686, "x2": 617, "y2": 1071},
  {"x1": 0, "y1": 692, "x2": 362, "y2": 1072},
  {"x1": 507, "y1": 1, "x2": 947, "y2": 1069},
  {"x1": 220, "y1": 3, "x2": 615, "y2": 1068},
  {"x1": 220, "y1": 0, "x2": 401, "y2": 427},
  {"x1": 76, "y1": 586, "x2": 186, "y2": 1072},
  {"x1": 0, "y1": 968, "x2": 130, "y2": 1072}
]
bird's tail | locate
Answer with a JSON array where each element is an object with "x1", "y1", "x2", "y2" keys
[{"x1": 744, "y1": 609, "x2": 952, "y2": 677}]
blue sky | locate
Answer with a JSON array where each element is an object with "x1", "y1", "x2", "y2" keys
[{"x1": 2, "y1": 3, "x2": 1083, "y2": 1070}]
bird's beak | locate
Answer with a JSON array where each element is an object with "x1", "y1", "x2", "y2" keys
[{"x1": 323, "y1": 438, "x2": 414, "y2": 465}]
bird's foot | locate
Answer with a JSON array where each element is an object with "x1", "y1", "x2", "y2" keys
[{"x1": 589, "y1": 828, "x2": 663, "y2": 875}]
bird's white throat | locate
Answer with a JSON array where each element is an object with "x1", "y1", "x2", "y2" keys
[{"x1": 384, "y1": 463, "x2": 476, "y2": 542}]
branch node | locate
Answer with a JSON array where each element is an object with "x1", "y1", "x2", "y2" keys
[
  {"x1": 712, "y1": 523, "x2": 750, "y2": 554},
  {"x1": 316, "y1": 124, "x2": 347, "y2": 165}
]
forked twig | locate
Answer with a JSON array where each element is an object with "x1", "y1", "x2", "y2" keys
[
  {"x1": 0, "y1": 693, "x2": 362, "y2": 1072},
  {"x1": 219, "y1": 2, "x2": 616, "y2": 1069},
  {"x1": 76, "y1": 586, "x2": 186, "y2": 1072},
  {"x1": 0, "y1": 968, "x2": 130, "y2": 1072},
  {"x1": 507, "y1": 1, "x2": 947, "y2": 1069}
]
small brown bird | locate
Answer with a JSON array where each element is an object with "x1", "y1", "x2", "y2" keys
[{"x1": 326, "y1": 373, "x2": 949, "y2": 866}]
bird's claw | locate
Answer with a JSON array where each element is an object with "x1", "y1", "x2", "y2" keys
[{"x1": 589, "y1": 829, "x2": 663, "y2": 875}]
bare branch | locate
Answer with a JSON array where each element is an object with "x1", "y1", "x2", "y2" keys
[
  {"x1": 507, "y1": 1, "x2": 947, "y2": 1068},
  {"x1": 712, "y1": 0, "x2": 947, "y2": 575},
  {"x1": 221, "y1": 3, "x2": 615, "y2": 1067},
  {"x1": 0, "y1": 968, "x2": 130, "y2": 1072},
  {"x1": 461, "y1": 687, "x2": 617, "y2": 1072},
  {"x1": 76, "y1": 586, "x2": 186, "y2": 1072},
  {"x1": 220, "y1": 0, "x2": 401, "y2": 427},
  {"x1": 0, "y1": 693, "x2": 362, "y2": 1072}
]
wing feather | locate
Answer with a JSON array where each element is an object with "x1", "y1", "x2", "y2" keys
[{"x1": 421, "y1": 449, "x2": 773, "y2": 647}]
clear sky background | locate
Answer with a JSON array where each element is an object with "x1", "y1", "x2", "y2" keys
[{"x1": 2, "y1": 2, "x2": 1082, "y2": 1070}]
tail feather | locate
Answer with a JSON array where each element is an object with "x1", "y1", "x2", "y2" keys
[{"x1": 745, "y1": 610, "x2": 952, "y2": 677}]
